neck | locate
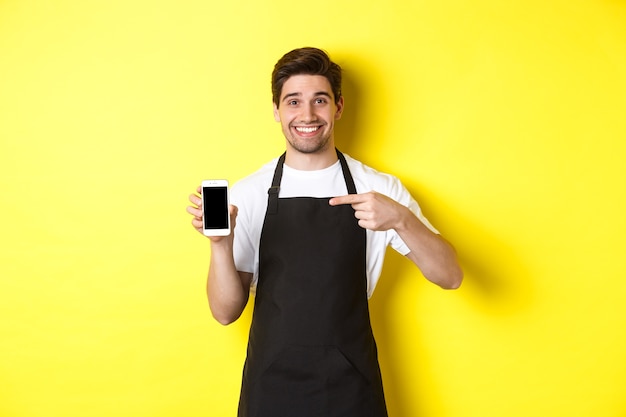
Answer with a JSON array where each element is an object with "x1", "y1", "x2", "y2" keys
[{"x1": 284, "y1": 145, "x2": 338, "y2": 171}]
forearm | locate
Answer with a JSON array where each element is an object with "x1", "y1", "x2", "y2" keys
[
  {"x1": 396, "y1": 207, "x2": 463, "y2": 289},
  {"x1": 328, "y1": 190, "x2": 462, "y2": 288},
  {"x1": 207, "y1": 240, "x2": 251, "y2": 325}
]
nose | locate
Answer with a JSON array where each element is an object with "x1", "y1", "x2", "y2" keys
[{"x1": 299, "y1": 103, "x2": 316, "y2": 123}]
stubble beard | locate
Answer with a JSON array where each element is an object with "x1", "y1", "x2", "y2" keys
[{"x1": 284, "y1": 125, "x2": 333, "y2": 155}]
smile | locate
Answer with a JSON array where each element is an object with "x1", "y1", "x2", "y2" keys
[{"x1": 295, "y1": 126, "x2": 320, "y2": 133}]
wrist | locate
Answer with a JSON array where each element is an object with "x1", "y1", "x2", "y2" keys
[
  {"x1": 393, "y1": 205, "x2": 415, "y2": 233},
  {"x1": 209, "y1": 235, "x2": 234, "y2": 251}
]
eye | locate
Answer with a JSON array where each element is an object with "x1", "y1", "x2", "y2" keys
[
  {"x1": 287, "y1": 99, "x2": 299, "y2": 106},
  {"x1": 315, "y1": 98, "x2": 327, "y2": 104}
]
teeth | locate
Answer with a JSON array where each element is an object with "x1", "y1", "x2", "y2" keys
[{"x1": 296, "y1": 126, "x2": 319, "y2": 133}]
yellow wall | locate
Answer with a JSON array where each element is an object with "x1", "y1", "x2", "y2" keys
[{"x1": 1, "y1": 0, "x2": 625, "y2": 416}]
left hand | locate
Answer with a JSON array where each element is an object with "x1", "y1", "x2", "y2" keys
[{"x1": 329, "y1": 191, "x2": 407, "y2": 231}]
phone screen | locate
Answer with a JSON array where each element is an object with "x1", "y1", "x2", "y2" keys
[{"x1": 202, "y1": 186, "x2": 229, "y2": 229}]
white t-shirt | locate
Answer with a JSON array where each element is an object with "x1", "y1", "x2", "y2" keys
[{"x1": 231, "y1": 153, "x2": 438, "y2": 298}]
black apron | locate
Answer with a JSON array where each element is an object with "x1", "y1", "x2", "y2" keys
[{"x1": 238, "y1": 150, "x2": 388, "y2": 417}]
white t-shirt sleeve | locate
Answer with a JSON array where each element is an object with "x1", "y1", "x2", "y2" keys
[
  {"x1": 347, "y1": 156, "x2": 439, "y2": 255},
  {"x1": 389, "y1": 180, "x2": 439, "y2": 256}
]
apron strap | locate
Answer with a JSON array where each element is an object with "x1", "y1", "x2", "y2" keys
[
  {"x1": 267, "y1": 152, "x2": 286, "y2": 215},
  {"x1": 267, "y1": 149, "x2": 356, "y2": 215},
  {"x1": 336, "y1": 150, "x2": 357, "y2": 195}
]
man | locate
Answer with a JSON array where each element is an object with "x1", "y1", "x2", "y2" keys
[{"x1": 187, "y1": 47, "x2": 462, "y2": 417}]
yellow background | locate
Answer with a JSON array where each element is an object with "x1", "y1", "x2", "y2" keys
[{"x1": 1, "y1": 0, "x2": 625, "y2": 416}]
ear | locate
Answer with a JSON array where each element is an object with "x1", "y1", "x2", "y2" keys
[
  {"x1": 273, "y1": 103, "x2": 280, "y2": 122},
  {"x1": 334, "y1": 96, "x2": 344, "y2": 120}
]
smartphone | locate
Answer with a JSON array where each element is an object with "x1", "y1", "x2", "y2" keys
[{"x1": 201, "y1": 179, "x2": 230, "y2": 236}]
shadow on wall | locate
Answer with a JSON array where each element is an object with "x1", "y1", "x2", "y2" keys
[
  {"x1": 333, "y1": 54, "x2": 384, "y2": 167},
  {"x1": 405, "y1": 181, "x2": 535, "y2": 315},
  {"x1": 333, "y1": 65, "x2": 362, "y2": 159},
  {"x1": 370, "y1": 182, "x2": 534, "y2": 415}
]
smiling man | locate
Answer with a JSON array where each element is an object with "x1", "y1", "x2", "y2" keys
[
  {"x1": 187, "y1": 47, "x2": 462, "y2": 417},
  {"x1": 274, "y1": 74, "x2": 342, "y2": 160}
]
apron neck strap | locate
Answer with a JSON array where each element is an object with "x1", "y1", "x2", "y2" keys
[
  {"x1": 267, "y1": 152, "x2": 286, "y2": 215},
  {"x1": 336, "y1": 150, "x2": 357, "y2": 195}
]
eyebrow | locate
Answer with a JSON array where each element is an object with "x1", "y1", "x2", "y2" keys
[{"x1": 281, "y1": 91, "x2": 332, "y2": 103}]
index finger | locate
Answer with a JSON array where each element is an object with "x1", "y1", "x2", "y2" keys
[{"x1": 329, "y1": 194, "x2": 367, "y2": 206}]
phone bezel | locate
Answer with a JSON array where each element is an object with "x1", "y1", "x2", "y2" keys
[{"x1": 201, "y1": 179, "x2": 230, "y2": 237}]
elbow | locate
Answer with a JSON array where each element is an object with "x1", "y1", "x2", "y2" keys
[
  {"x1": 207, "y1": 291, "x2": 249, "y2": 326},
  {"x1": 439, "y1": 266, "x2": 463, "y2": 290},
  {"x1": 211, "y1": 310, "x2": 240, "y2": 326},
  {"x1": 441, "y1": 279, "x2": 462, "y2": 290},
  {"x1": 216, "y1": 317, "x2": 237, "y2": 326},
  {"x1": 209, "y1": 302, "x2": 244, "y2": 326}
]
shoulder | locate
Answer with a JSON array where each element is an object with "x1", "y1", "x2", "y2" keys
[
  {"x1": 343, "y1": 153, "x2": 407, "y2": 199},
  {"x1": 231, "y1": 158, "x2": 278, "y2": 200}
]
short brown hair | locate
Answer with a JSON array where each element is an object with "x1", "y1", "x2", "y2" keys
[{"x1": 271, "y1": 47, "x2": 342, "y2": 107}]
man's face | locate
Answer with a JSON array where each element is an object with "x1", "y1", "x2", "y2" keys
[{"x1": 273, "y1": 74, "x2": 344, "y2": 155}]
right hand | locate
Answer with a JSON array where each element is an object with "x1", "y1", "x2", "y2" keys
[{"x1": 187, "y1": 186, "x2": 238, "y2": 241}]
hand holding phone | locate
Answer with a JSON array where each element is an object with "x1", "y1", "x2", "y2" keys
[{"x1": 201, "y1": 179, "x2": 231, "y2": 236}]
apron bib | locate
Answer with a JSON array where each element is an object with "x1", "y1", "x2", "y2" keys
[{"x1": 238, "y1": 150, "x2": 388, "y2": 417}]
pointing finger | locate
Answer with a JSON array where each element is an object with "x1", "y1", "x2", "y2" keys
[{"x1": 329, "y1": 194, "x2": 367, "y2": 206}]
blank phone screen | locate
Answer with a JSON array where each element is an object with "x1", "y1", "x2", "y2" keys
[{"x1": 202, "y1": 186, "x2": 228, "y2": 229}]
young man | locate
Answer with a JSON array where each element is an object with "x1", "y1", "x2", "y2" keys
[{"x1": 187, "y1": 47, "x2": 462, "y2": 417}]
